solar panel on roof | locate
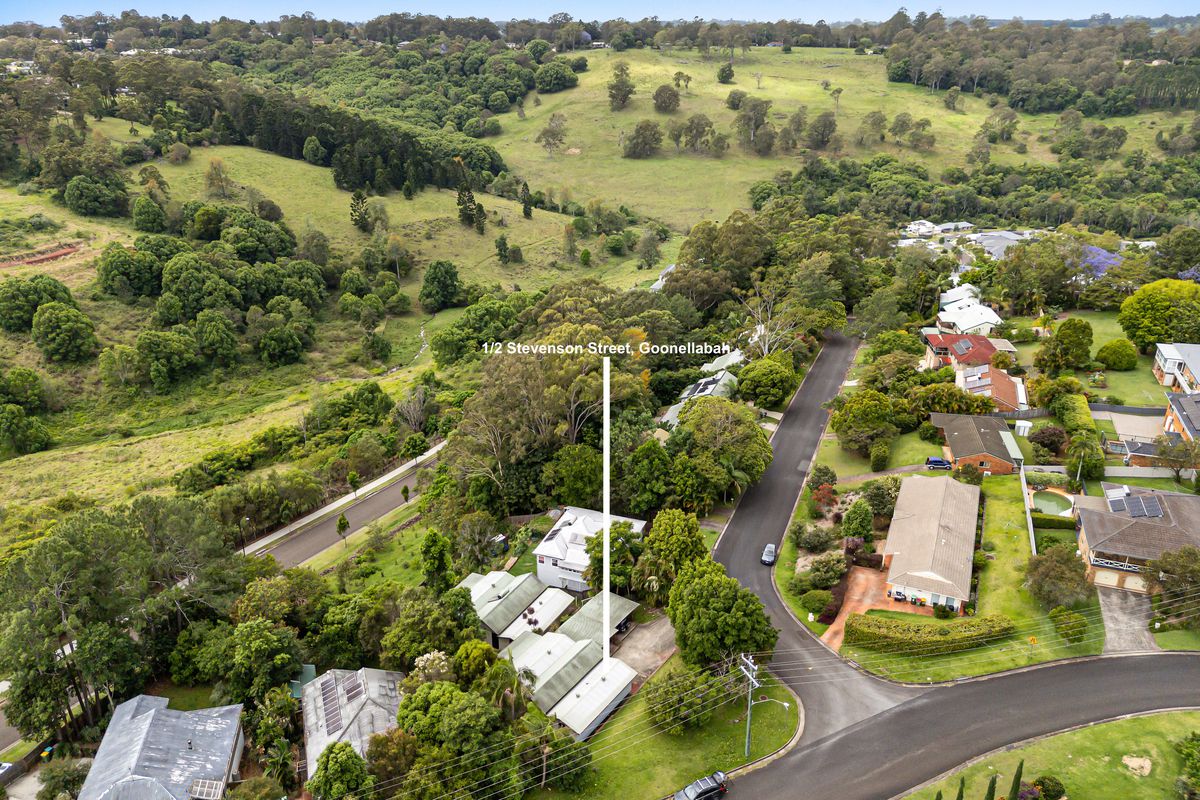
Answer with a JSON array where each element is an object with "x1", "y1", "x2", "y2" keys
[
  {"x1": 953, "y1": 340, "x2": 970, "y2": 355},
  {"x1": 344, "y1": 672, "x2": 364, "y2": 703},
  {"x1": 1127, "y1": 496, "x2": 1147, "y2": 518},
  {"x1": 321, "y1": 675, "x2": 344, "y2": 733},
  {"x1": 1144, "y1": 496, "x2": 1163, "y2": 517},
  {"x1": 1108, "y1": 498, "x2": 1126, "y2": 512}
]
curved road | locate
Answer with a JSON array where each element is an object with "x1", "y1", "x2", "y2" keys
[{"x1": 714, "y1": 333, "x2": 1200, "y2": 799}]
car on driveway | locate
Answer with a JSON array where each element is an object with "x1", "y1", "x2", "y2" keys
[
  {"x1": 674, "y1": 771, "x2": 728, "y2": 800},
  {"x1": 760, "y1": 543, "x2": 777, "y2": 566},
  {"x1": 925, "y1": 456, "x2": 953, "y2": 470}
]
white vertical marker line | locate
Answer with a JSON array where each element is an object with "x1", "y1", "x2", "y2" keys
[{"x1": 602, "y1": 356, "x2": 611, "y2": 663}]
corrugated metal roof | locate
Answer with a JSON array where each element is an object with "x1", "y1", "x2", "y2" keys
[
  {"x1": 301, "y1": 667, "x2": 405, "y2": 777},
  {"x1": 556, "y1": 592, "x2": 640, "y2": 648},
  {"x1": 79, "y1": 696, "x2": 242, "y2": 800}
]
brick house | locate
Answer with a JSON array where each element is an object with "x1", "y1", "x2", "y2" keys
[{"x1": 929, "y1": 413, "x2": 1023, "y2": 475}]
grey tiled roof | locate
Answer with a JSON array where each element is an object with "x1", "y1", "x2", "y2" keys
[
  {"x1": 884, "y1": 476, "x2": 980, "y2": 600},
  {"x1": 930, "y1": 413, "x2": 1019, "y2": 465},
  {"x1": 1079, "y1": 485, "x2": 1200, "y2": 561}
]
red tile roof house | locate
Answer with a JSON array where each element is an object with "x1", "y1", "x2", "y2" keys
[
  {"x1": 955, "y1": 364, "x2": 1029, "y2": 413},
  {"x1": 921, "y1": 333, "x2": 1016, "y2": 371}
]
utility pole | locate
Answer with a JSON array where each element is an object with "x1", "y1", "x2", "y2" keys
[
  {"x1": 739, "y1": 653, "x2": 761, "y2": 758},
  {"x1": 602, "y1": 357, "x2": 611, "y2": 662}
]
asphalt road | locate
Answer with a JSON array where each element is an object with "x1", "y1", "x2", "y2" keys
[
  {"x1": 716, "y1": 333, "x2": 1200, "y2": 799},
  {"x1": 263, "y1": 469, "x2": 427, "y2": 567}
]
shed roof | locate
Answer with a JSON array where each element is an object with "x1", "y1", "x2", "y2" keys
[
  {"x1": 458, "y1": 571, "x2": 551, "y2": 635},
  {"x1": 503, "y1": 631, "x2": 602, "y2": 712},
  {"x1": 884, "y1": 476, "x2": 980, "y2": 600},
  {"x1": 556, "y1": 592, "x2": 640, "y2": 647},
  {"x1": 550, "y1": 657, "x2": 637, "y2": 737}
]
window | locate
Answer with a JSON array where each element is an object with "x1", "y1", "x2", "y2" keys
[{"x1": 552, "y1": 559, "x2": 559, "y2": 567}]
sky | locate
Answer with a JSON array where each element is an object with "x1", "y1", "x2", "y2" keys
[{"x1": 4, "y1": 0, "x2": 1196, "y2": 28}]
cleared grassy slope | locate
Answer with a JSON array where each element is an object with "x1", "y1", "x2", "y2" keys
[{"x1": 494, "y1": 47, "x2": 1184, "y2": 229}]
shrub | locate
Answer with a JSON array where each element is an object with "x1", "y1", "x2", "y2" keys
[
  {"x1": 1049, "y1": 606, "x2": 1088, "y2": 644},
  {"x1": 1096, "y1": 338, "x2": 1138, "y2": 371},
  {"x1": 790, "y1": 522, "x2": 836, "y2": 553},
  {"x1": 869, "y1": 439, "x2": 891, "y2": 472},
  {"x1": 1025, "y1": 471, "x2": 1069, "y2": 488},
  {"x1": 953, "y1": 463, "x2": 984, "y2": 485},
  {"x1": 725, "y1": 89, "x2": 748, "y2": 109},
  {"x1": 1029, "y1": 425, "x2": 1067, "y2": 453},
  {"x1": 1030, "y1": 512, "x2": 1077, "y2": 530},
  {"x1": 1026, "y1": 544, "x2": 1091, "y2": 609},
  {"x1": 843, "y1": 613, "x2": 1017, "y2": 655},
  {"x1": 717, "y1": 63, "x2": 734, "y2": 84},
  {"x1": 643, "y1": 666, "x2": 728, "y2": 733},
  {"x1": 972, "y1": 550, "x2": 988, "y2": 570},
  {"x1": 933, "y1": 604, "x2": 957, "y2": 619},
  {"x1": 808, "y1": 463, "x2": 837, "y2": 489},
  {"x1": 1032, "y1": 443, "x2": 1055, "y2": 463},
  {"x1": 917, "y1": 420, "x2": 941, "y2": 443},
  {"x1": 800, "y1": 589, "x2": 833, "y2": 614},
  {"x1": 1033, "y1": 775, "x2": 1066, "y2": 800},
  {"x1": 788, "y1": 573, "x2": 813, "y2": 596},
  {"x1": 808, "y1": 551, "x2": 848, "y2": 588},
  {"x1": 842, "y1": 498, "x2": 874, "y2": 542}
]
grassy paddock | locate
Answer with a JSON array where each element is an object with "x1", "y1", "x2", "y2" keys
[
  {"x1": 905, "y1": 711, "x2": 1200, "y2": 800},
  {"x1": 493, "y1": 47, "x2": 1182, "y2": 229}
]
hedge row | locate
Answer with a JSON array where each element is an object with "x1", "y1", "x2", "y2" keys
[
  {"x1": 1030, "y1": 512, "x2": 1078, "y2": 530},
  {"x1": 844, "y1": 613, "x2": 1017, "y2": 655},
  {"x1": 818, "y1": 571, "x2": 851, "y2": 625},
  {"x1": 1051, "y1": 393, "x2": 1096, "y2": 438},
  {"x1": 1026, "y1": 471, "x2": 1070, "y2": 488}
]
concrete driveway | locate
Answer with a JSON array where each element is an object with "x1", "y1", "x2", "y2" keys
[
  {"x1": 1098, "y1": 587, "x2": 1159, "y2": 653},
  {"x1": 614, "y1": 614, "x2": 676, "y2": 680},
  {"x1": 1095, "y1": 411, "x2": 1164, "y2": 441}
]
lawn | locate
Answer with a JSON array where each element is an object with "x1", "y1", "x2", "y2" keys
[
  {"x1": 841, "y1": 476, "x2": 1103, "y2": 682},
  {"x1": 492, "y1": 48, "x2": 1181, "y2": 231},
  {"x1": 905, "y1": 711, "x2": 1200, "y2": 800},
  {"x1": 0, "y1": 739, "x2": 38, "y2": 762},
  {"x1": 1016, "y1": 310, "x2": 1166, "y2": 407},
  {"x1": 815, "y1": 431, "x2": 942, "y2": 479},
  {"x1": 1155, "y1": 628, "x2": 1200, "y2": 651},
  {"x1": 144, "y1": 679, "x2": 217, "y2": 711},
  {"x1": 529, "y1": 654, "x2": 798, "y2": 800}
]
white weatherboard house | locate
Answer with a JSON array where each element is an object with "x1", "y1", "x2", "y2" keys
[
  {"x1": 535, "y1": 507, "x2": 647, "y2": 592},
  {"x1": 502, "y1": 631, "x2": 637, "y2": 740},
  {"x1": 937, "y1": 303, "x2": 1003, "y2": 336}
]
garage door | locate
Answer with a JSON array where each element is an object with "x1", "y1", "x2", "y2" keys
[
  {"x1": 1093, "y1": 569, "x2": 1119, "y2": 587},
  {"x1": 1123, "y1": 574, "x2": 1148, "y2": 593}
]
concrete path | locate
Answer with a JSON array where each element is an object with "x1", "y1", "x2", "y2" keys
[{"x1": 1098, "y1": 587, "x2": 1160, "y2": 654}]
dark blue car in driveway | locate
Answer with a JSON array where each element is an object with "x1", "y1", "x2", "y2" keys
[{"x1": 674, "y1": 771, "x2": 728, "y2": 800}]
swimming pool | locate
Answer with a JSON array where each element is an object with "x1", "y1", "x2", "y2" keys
[{"x1": 1032, "y1": 490, "x2": 1074, "y2": 516}]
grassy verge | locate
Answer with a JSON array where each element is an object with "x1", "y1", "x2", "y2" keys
[
  {"x1": 530, "y1": 654, "x2": 798, "y2": 800},
  {"x1": 303, "y1": 502, "x2": 421, "y2": 574},
  {"x1": 815, "y1": 431, "x2": 941, "y2": 479},
  {"x1": 841, "y1": 476, "x2": 1102, "y2": 682},
  {"x1": 0, "y1": 739, "x2": 38, "y2": 762},
  {"x1": 905, "y1": 711, "x2": 1200, "y2": 800},
  {"x1": 1155, "y1": 629, "x2": 1200, "y2": 651}
]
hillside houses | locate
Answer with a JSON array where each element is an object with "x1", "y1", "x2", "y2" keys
[{"x1": 955, "y1": 364, "x2": 1028, "y2": 412}]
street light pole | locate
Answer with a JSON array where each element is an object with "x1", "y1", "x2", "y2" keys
[{"x1": 739, "y1": 653, "x2": 761, "y2": 758}]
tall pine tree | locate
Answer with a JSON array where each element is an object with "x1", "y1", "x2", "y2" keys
[
  {"x1": 520, "y1": 181, "x2": 532, "y2": 218},
  {"x1": 350, "y1": 190, "x2": 369, "y2": 231},
  {"x1": 1007, "y1": 760, "x2": 1024, "y2": 800},
  {"x1": 456, "y1": 185, "x2": 476, "y2": 226}
]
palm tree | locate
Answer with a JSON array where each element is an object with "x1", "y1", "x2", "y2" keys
[
  {"x1": 262, "y1": 738, "x2": 295, "y2": 789},
  {"x1": 480, "y1": 659, "x2": 533, "y2": 722},
  {"x1": 518, "y1": 709, "x2": 559, "y2": 788},
  {"x1": 632, "y1": 550, "x2": 674, "y2": 607},
  {"x1": 720, "y1": 455, "x2": 750, "y2": 501}
]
